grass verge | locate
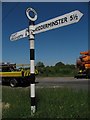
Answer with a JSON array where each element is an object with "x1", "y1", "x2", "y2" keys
[{"x1": 2, "y1": 86, "x2": 89, "y2": 119}]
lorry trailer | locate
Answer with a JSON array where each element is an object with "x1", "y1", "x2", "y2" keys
[{"x1": 75, "y1": 50, "x2": 90, "y2": 79}]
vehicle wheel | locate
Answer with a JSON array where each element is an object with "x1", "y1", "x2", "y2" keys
[{"x1": 10, "y1": 78, "x2": 18, "y2": 87}]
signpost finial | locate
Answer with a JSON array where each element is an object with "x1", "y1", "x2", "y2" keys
[{"x1": 26, "y1": 7, "x2": 37, "y2": 21}]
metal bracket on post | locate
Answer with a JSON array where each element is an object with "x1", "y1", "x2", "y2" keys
[{"x1": 26, "y1": 7, "x2": 37, "y2": 115}]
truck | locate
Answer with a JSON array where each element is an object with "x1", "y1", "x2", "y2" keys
[
  {"x1": 74, "y1": 50, "x2": 90, "y2": 79},
  {"x1": 0, "y1": 62, "x2": 38, "y2": 87}
]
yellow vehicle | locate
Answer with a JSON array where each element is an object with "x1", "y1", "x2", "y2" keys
[{"x1": 0, "y1": 62, "x2": 38, "y2": 87}]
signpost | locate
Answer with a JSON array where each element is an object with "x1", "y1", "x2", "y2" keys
[
  {"x1": 26, "y1": 7, "x2": 37, "y2": 115},
  {"x1": 10, "y1": 8, "x2": 83, "y2": 115}
]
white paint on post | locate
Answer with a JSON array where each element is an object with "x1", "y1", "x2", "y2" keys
[
  {"x1": 29, "y1": 25, "x2": 35, "y2": 39},
  {"x1": 31, "y1": 84, "x2": 35, "y2": 97},
  {"x1": 30, "y1": 60, "x2": 35, "y2": 73},
  {"x1": 30, "y1": 40, "x2": 34, "y2": 49},
  {"x1": 31, "y1": 106, "x2": 35, "y2": 114}
]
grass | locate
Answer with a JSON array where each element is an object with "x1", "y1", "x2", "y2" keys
[{"x1": 2, "y1": 86, "x2": 89, "y2": 119}]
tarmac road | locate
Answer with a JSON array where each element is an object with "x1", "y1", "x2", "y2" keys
[
  {"x1": 36, "y1": 77, "x2": 89, "y2": 90},
  {"x1": 1, "y1": 77, "x2": 89, "y2": 90}
]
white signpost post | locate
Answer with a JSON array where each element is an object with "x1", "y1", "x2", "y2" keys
[{"x1": 10, "y1": 8, "x2": 83, "y2": 115}]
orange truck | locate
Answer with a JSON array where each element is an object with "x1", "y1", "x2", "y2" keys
[{"x1": 75, "y1": 50, "x2": 90, "y2": 78}]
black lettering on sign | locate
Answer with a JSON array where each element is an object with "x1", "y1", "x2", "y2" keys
[
  {"x1": 64, "y1": 17, "x2": 68, "y2": 22},
  {"x1": 61, "y1": 17, "x2": 68, "y2": 23},
  {"x1": 58, "y1": 17, "x2": 67, "y2": 24},
  {"x1": 11, "y1": 33, "x2": 17, "y2": 39},
  {"x1": 70, "y1": 14, "x2": 78, "y2": 21},
  {"x1": 11, "y1": 33, "x2": 24, "y2": 40},
  {"x1": 25, "y1": 28, "x2": 29, "y2": 36},
  {"x1": 15, "y1": 34, "x2": 23, "y2": 40},
  {"x1": 35, "y1": 16, "x2": 68, "y2": 32}
]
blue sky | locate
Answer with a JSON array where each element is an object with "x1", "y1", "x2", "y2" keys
[{"x1": 2, "y1": 2, "x2": 88, "y2": 66}]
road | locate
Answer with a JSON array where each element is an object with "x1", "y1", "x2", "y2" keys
[
  {"x1": 35, "y1": 77, "x2": 89, "y2": 90},
  {"x1": 1, "y1": 77, "x2": 89, "y2": 90}
]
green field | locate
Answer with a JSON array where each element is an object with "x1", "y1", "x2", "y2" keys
[{"x1": 2, "y1": 86, "x2": 89, "y2": 119}]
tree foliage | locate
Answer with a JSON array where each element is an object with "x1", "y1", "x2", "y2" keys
[
  {"x1": 55, "y1": 62, "x2": 65, "y2": 67},
  {"x1": 36, "y1": 61, "x2": 77, "y2": 77},
  {"x1": 36, "y1": 62, "x2": 45, "y2": 68}
]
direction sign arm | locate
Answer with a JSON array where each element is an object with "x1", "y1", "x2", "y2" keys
[
  {"x1": 10, "y1": 28, "x2": 29, "y2": 41},
  {"x1": 33, "y1": 10, "x2": 83, "y2": 34},
  {"x1": 10, "y1": 10, "x2": 83, "y2": 41}
]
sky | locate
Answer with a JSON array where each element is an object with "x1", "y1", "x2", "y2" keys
[{"x1": 2, "y1": 2, "x2": 88, "y2": 66}]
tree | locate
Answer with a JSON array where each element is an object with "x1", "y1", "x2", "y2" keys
[
  {"x1": 36, "y1": 61, "x2": 45, "y2": 68},
  {"x1": 36, "y1": 61, "x2": 45, "y2": 75},
  {"x1": 55, "y1": 62, "x2": 65, "y2": 67}
]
